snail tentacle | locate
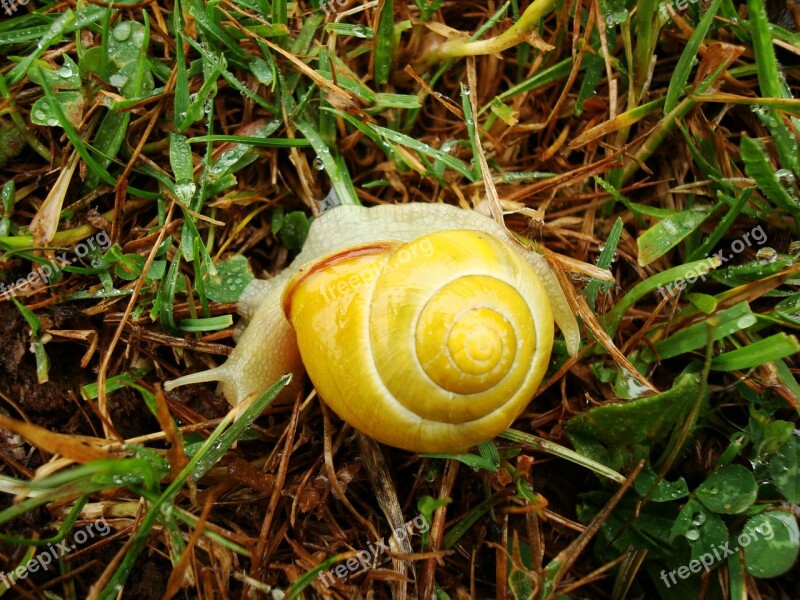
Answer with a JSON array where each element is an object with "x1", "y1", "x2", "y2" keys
[{"x1": 163, "y1": 365, "x2": 228, "y2": 392}]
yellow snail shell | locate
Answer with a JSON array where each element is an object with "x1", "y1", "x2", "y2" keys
[{"x1": 165, "y1": 203, "x2": 580, "y2": 453}]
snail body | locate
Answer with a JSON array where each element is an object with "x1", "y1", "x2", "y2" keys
[{"x1": 165, "y1": 203, "x2": 580, "y2": 452}]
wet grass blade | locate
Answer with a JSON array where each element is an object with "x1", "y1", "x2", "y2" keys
[
  {"x1": 654, "y1": 302, "x2": 757, "y2": 360},
  {"x1": 294, "y1": 119, "x2": 360, "y2": 206},
  {"x1": 664, "y1": 0, "x2": 724, "y2": 113},
  {"x1": 637, "y1": 207, "x2": 713, "y2": 266},
  {"x1": 10, "y1": 298, "x2": 49, "y2": 383},
  {"x1": 500, "y1": 429, "x2": 626, "y2": 483},
  {"x1": 7, "y1": 10, "x2": 77, "y2": 84},
  {"x1": 585, "y1": 217, "x2": 623, "y2": 309},
  {"x1": 374, "y1": 0, "x2": 394, "y2": 86},
  {"x1": 711, "y1": 333, "x2": 800, "y2": 371},
  {"x1": 687, "y1": 188, "x2": 753, "y2": 262},
  {"x1": 634, "y1": 0, "x2": 659, "y2": 100},
  {"x1": 369, "y1": 124, "x2": 476, "y2": 181},
  {"x1": 740, "y1": 136, "x2": 800, "y2": 231},
  {"x1": 746, "y1": 0, "x2": 800, "y2": 176}
]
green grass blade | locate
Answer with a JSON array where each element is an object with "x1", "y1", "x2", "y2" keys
[
  {"x1": 664, "y1": 0, "x2": 724, "y2": 113},
  {"x1": 373, "y1": 0, "x2": 394, "y2": 86},
  {"x1": 10, "y1": 297, "x2": 49, "y2": 383},
  {"x1": 500, "y1": 429, "x2": 626, "y2": 483},
  {"x1": 746, "y1": 0, "x2": 800, "y2": 176},
  {"x1": 294, "y1": 119, "x2": 360, "y2": 206},
  {"x1": 7, "y1": 9, "x2": 77, "y2": 84},
  {"x1": 740, "y1": 136, "x2": 800, "y2": 231},
  {"x1": 637, "y1": 207, "x2": 713, "y2": 266},
  {"x1": 711, "y1": 333, "x2": 800, "y2": 371},
  {"x1": 585, "y1": 217, "x2": 623, "y2": 309},
  {"x1": 654, "y1": 302, "x2": 756, "y2": 360}
]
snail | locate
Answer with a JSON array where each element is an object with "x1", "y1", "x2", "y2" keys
[{"x1": 165, "y1": 202, "x2": 580, "y2": 453}]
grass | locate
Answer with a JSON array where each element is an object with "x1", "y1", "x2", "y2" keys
[{"x1": 1, "y1": 0, "x2": 799, "y2": 598}]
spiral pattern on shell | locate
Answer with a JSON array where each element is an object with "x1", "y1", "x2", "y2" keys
[{"x1": 282, "y1": 229, "x2": 554, "y2": 453}]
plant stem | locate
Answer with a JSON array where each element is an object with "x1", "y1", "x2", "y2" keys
[{"x1": 427, "y1": 0, "x2": 557, "y2": 61}]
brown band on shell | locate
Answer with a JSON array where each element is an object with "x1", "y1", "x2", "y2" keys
[{"x1": 281, "y1": 242, "x2": 399, "y2": 318}]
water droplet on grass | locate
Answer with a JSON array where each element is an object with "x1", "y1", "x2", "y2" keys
[
  {"x1": 175, "y1": 181, "x2": 196, "y2": 203},
  {"x1": 109, "y1": 73, "x2": 128, "y2": 88},
  {"x1": 756, "y1": 247, "x2": 778, "y2": 264},
  {"x1": 776, "y1": 169, "x2": 795, "y2": 185},
  {"x1": 113, "y1": 22, "x2": 132, "y2": 41}
]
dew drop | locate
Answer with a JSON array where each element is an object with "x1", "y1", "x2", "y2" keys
[
  {"x1": 685, "y1": 528, "x2": 700, "y2": 541},
  {"x1": 691, "y1": 512, "x2": 706, "y2": 526},
  {"x1": 662, "y1": 221, "x2": 679, "y2": 235},
  {"x1": 462, "y1": 86, "x2": 471, "y2": 96},
  {"x1": 47, "y1": 118, "x2": 59, "y2": 127},
  {"x1": 776, "y1": 169, "x2": 796, "y2": 185},
  {"x1": 756, "y1": 247, "x2": 778, "y2": 264},
  {"x1": 313, "y1": 157, "x2": 325, "y2": 170},
  {"x1": 113, "y1": 22, "x2": 132, "y2": 42},
  {"x1": 109, "y1": 73, "x2": 128, "y2": 88},
  {"x1": 598, "y1": 242, "x2": 606, "y2": 252},
  {"x1": 175, "y1": 181, "x2": 196, "y2": 203}
]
